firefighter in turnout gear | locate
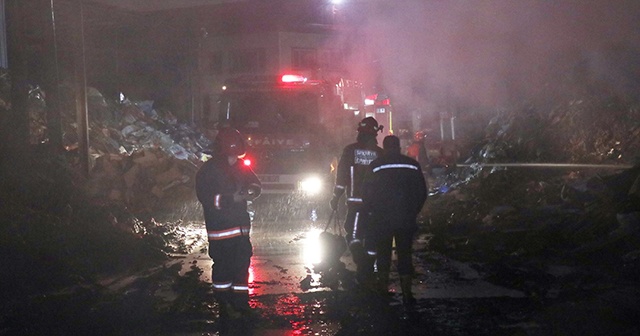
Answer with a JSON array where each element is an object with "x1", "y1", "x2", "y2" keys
[
  {"x1": 330, "y1": 117, "x2": 384, "y2": 285},
  {"x1": 363, "y1": 135, "x2": 427, "y2": 307},
  {"x1": 406, "y1": 130, "x2": 432, "y2": 183},
  {"x1": 196, "y1": 126, "x2": 262, "y2": 319}
]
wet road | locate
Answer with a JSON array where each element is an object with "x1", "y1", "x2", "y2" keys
[
  {"x1": 8, "y1": 213, "x2": 634, "y2": 336},
  {"x1": 175, "y1": 217, "x2": 525, "y2": 300},
  {"x1": 166, "y1": 207, "x2": 536, "y2": 335},
  {"x1": 176, "y1": 217, "x2": 340, "y2": 296}
]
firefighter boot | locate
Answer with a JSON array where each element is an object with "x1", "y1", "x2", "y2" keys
[
  {"x1": 355, "y1": 253, "x2": 376, "y2": 291},
  {"x1": 376, "y1": 271, "x2": 390, "y2": 296},
  {"x1": 216, "y1": 291, "x2": 242, "y2": 320},
  {"x1": 400, "y1": 275, "x2": 416, "y2": 307},
  {"x1": 231, "y1": 291, "x2": 259, "y2": 321}
]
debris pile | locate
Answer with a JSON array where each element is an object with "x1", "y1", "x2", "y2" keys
[
  {"x1": 0, "y1": 73, "x2": 213, "y2": 298},
  {"x1": 427, "y1": 93, "x2": 640, "y2": 276},
  {"x1": 26, "y1": 84, "x2": 214, "y2": 219},
  {"x1": 470, "y1": 98, "x2": 640, "y2": 165}
]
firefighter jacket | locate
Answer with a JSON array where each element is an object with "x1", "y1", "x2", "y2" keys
[
  {"x1": 196, "y1": 156, "x2": 262, "y2": 240},
  {"x1": 333, "y1": 140, "x2": 383, "y2": 205},
  {"x1": 362, "y1": 152, "x2": 427, "y2": 230}
]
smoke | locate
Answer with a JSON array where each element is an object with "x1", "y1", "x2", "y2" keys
[{"x1": 339, "y1": 0, "x2": 640, "y2": 114}]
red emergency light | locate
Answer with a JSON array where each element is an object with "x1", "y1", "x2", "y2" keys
[
  {"x1": 281, "y1": 74, "x2": 307, "y2": 83},
  {"x1": 365, "y1": 93, "x2": 391, "y2": 106},
  {"x1": 243, "y1": 158, "x2": 252, "y2": 167}
]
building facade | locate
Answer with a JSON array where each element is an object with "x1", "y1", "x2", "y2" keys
[{"x1": 188, "y1": 0, "x2": 360, "y2": 124}]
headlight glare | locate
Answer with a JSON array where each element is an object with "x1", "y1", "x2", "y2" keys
[{"x1": 299, "y1": 176, "x2": 323, "y2": 195}]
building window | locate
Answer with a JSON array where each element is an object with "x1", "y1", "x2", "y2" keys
[
  {"x1": 210, "y1": 53, "x2": 223, "y2": 75},
  {"x1": 230, "y1": 49, "x2": 266, "y2": 74},
  {"x1": 292, "y1": 48, "x2": 317, "y2": 70},
  {"x1": 318, "y1": 49, "x2": 343, "y2": 70}
]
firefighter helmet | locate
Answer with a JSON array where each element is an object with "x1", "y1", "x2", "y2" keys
[
  {"x1": 214, "y1": 127, "x2": 246, "y2": 157},
  {"x1": 357, "y1": 117, "x2": 383, "y2": 135}
]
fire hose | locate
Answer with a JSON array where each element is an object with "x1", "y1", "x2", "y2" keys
[{"x1": 457, "y1": 163, "x2": 633, "y2": 170}]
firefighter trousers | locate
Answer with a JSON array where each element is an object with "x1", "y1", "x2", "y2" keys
[
  {"x1": 343, "y1": 203, "x2": 373, "y2": 282},
  {"x1": 208, "y1": 235, "x2": 253, "y2": 308},
  {"x1": 374, "y1": 226, "x2": 416, "y2": 277}
]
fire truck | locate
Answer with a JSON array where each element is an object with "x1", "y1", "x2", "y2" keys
[{"x1": 214, "y1": 73, "x2": 364, "y2": 221}]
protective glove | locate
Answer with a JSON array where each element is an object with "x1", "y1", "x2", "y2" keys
[
  {"x1": 233, "y1": 189, "x2": 245, "y2": 203},
  {"x1": 330, "y1": 196, "x2": 340, "y2": 211},
  {"x1": 233, "y1": 185, "x2": 251, "y2": 203}
]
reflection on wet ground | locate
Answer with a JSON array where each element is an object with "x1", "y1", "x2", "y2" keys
[
  {"x1": 6, "y1": 212, "x2": 635, "y2": 335},
  {"x1": 176, "y1": 217, "x2": 526, "y2": 300},
  {"x1": 177, "y1": 218, "x2": 338, "y2": 296},
  {"x1": 139, "y1": 194, "x2": 639, "y2": 335},
  {"x1": 165, "y1": 213, "x2": 539, "y2": 335}
]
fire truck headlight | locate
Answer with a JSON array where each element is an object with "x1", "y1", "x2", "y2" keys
[{"x1": 299, "y1": 176, "x2": 323, "y2": 195}]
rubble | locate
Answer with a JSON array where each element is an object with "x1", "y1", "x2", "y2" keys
[
  {"x1": 23, "y1": 85, "x2": 213, "y2": 220},
  {"x1": 426, "y1": 92, "x2": 640, "y2": 279},
  {"x1": 0, "y1": 70, "x2": 213, "y2": 302}
]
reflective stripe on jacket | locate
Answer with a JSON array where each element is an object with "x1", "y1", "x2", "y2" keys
[
  {"x1": 196, "y1": 155, "x2": 261, "y2": 234},
  {"x1": 333, "y1": 141, "x2": 383, "y2": 203},
  {"x1": 207, "y1": 226, "x2": 251, "y2": 240},
  {"x1": 363, "y1": 153, "x2": 427, "y2": 229}
]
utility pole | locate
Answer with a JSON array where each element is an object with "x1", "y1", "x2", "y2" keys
[
  {"x1": 4, "y1": 0, "x2": 30, "y2": 155},
  {"x1": 39, "y1": 0, "x2": 64, "y2": 152},
  {"x1": 72, "y1": 0, "x2": 89, "y2": 176}
]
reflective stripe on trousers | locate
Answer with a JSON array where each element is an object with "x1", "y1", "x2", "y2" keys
[
  {"x1": 213, "y1": 282, "x2": 249, "y2": 293},
  {"x1": 232, "y1": 284, "x2": 249, "y2": 292},
  {"x1": 213, "y1": 281, "x2": 232, "y2": 291}
]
